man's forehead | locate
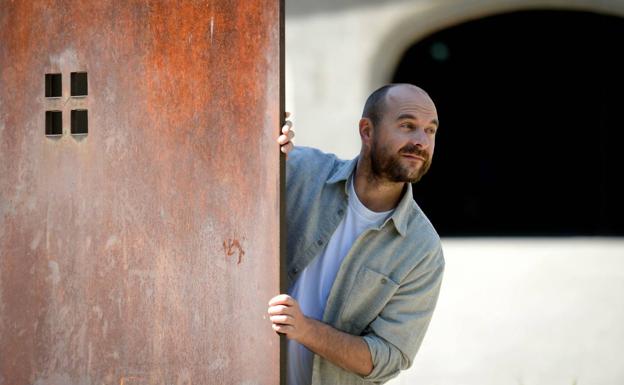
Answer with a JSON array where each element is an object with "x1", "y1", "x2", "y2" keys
[{"x1": 385, "y1": 85, "x2": 437, "y2": 115}]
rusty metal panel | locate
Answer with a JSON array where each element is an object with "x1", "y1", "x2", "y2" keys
[{"x1": 0, "y1": 1, "x2": 282, "y2": 384}]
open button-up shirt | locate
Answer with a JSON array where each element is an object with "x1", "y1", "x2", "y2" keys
[{"x1": 286, "y1": 146, "x2": 445, "y2": 384}]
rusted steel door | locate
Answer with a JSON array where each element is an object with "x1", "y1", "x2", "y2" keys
[{"x1": 0, "y1": 1, "x2": 282, "y2": 384}]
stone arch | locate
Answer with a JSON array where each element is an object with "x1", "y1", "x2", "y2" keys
[
  {"x1": 369, "y1": 0, "x2": 624, "y2": 88},
  {"x1": 377, "y1": 6, "x2": 624, "y2": 235}
]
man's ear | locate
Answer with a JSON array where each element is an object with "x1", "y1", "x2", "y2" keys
[{"x1": 359, "y1": 118, "x2": 373, "y2": 148}]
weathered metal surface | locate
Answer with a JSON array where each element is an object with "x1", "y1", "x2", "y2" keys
[{"x1": 0, "y1": 1, "x2": 282, "y2": 384}]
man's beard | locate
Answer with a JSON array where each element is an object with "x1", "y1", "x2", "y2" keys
[{"x1": 370, "y1": 137, "x2": 431, "y2": 183}]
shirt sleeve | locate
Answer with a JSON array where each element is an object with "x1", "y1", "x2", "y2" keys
[{"x1": 361, "y1": 247, "x2": 445, "y2": 382}]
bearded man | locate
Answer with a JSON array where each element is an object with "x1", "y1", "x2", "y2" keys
[{"x1": 269, "y1": 83, "x2": 445, "y2": 385}]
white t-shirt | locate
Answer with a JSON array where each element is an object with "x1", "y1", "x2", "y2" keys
[{"x1": 287, "y1": 178, "x2": 393, "y2": 385}]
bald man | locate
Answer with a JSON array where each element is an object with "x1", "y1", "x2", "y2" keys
[{"x1": 269, "y1": 84, "x2": 445, "y2": 385}]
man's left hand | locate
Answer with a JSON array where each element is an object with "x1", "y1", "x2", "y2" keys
[
  {"x1": 268, "y1": 294, "x2": 311, "y2": 341},
  {"x1": 278, "y1": 112, "x2": 295, "y2": 154}
]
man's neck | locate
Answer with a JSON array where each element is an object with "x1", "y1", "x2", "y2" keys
[{"x1": 353, "y1": 158, "x2": 406, "y2": 213}]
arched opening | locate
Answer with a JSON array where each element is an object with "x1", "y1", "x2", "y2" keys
[{"x1": 393, "y1": 10, "x2": 624, "y2": 236}]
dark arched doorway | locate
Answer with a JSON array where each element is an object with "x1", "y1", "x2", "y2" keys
[{"x1": 393, "y1": 10, "x2": 624, "y2": 236}]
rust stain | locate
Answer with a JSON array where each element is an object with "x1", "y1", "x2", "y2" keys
[{"x1": 223, "y1": 239, "x2": 245, "y2": 265}]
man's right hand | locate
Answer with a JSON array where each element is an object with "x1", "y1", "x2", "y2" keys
[
  {"x1": 268, "y1": 294, "x2": 311, "y2": 341},
  {"x1": 278, "y1": 112, "x2": 295, "y2": 154},
  {"x1": 267, "y1": 293, "x2": 374, "y2": 376}
]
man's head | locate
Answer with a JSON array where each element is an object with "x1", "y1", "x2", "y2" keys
[{"x1": 359, "y1": 83, "x2": 438, "y2": 183}]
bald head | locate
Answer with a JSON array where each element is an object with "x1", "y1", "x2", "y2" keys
[{"x1": 362, "y1": 83, "x2": 436, "y2": 126}]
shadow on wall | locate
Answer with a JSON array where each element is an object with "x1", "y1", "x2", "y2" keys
[{"x1": 391, "y1": 10, "x2": 624, "y2": 237}]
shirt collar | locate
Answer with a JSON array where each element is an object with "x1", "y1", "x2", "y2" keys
[
  {"x1": 326, "y1": 156, "x2": 416, "y2": 237},
  {"x1": 326, "y1": 156, "x2": 358, "y2": 185}
]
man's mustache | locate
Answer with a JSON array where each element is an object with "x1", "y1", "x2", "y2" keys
[{"x1": 399, "y1": 144, "x2": 429, "y2": 159}]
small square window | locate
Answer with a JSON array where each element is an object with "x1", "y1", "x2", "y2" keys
[
  {"x1": 71, "y1": 109, "x2": 88, "y2": 135},
  {"x1": 45, "y1": 74, "x2": 62, "y2": 98},
  {"x1": 71, "y1": 72, "x2": 88, "y2": 97},
  {"x1": 45, "y1": 111, "x2": 63, "y2": 136}
]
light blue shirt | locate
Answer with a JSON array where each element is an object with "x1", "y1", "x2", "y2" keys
[
  {"x1": 285, "y1": 146, "x2": 445, "y2": 385},
  {"x1": 288, "y1": 178, "x2": 392, "y2": 385}
]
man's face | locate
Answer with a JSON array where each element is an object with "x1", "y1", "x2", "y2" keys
[{"x1": 368, "y1": 87, "x2": 438, "y2": 183}]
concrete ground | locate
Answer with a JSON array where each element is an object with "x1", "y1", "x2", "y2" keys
[{"x1": 387, "y1": 238, "x2": 624, "y2": 385}]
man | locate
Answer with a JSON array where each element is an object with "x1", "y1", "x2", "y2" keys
[{"x1": 269, "y1": 83, "x2": 444, "y2": 385}]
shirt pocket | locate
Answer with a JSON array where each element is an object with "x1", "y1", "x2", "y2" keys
[{"x1": 339, "y1": 266, "x2": 400, "y2": 334}]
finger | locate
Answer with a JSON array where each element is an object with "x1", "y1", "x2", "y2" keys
[
  {"x1": 268, "y1": 304, "x2": 291, "y2": 316},
  {"x1": 282, "y1": 120, "x2": 293, "y2": 132},
  {"x1": 272, "y1": 323, "x2": 293, "y2": 335},
  {"x1": 268, "y1": 294, "x2": 294, "y2": 307},
  {"x1": 281, "y1": 142, "x2": 293, "y2": 154},
  {"x1": 280, "y1": 127, "x2": 295, "y2": 139},
  {"x1": 270, "y1": 314, "x2": 295, "y2": 325},
  {"x1": 285, "y1": 111, "x2": 291, "y2": 119},
  {"x1": 277, "y1": 134, "x2": 290, "y2": 145}
]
